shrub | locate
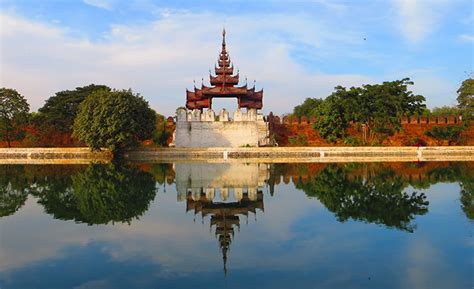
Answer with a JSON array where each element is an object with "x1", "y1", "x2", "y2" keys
[{"x1": 288, "y1": 134, "x2": 308, "y2": 146}]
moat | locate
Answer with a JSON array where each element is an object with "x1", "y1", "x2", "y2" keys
[{"x1": 0, "y1": 161, "x2": 472, "y2": 289}]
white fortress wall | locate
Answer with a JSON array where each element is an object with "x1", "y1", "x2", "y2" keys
[{"x1": 175, "y1": 108, "x2": 269, "y2": 148}]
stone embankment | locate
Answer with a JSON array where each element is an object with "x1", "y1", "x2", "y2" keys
[
  {"x1": 125, "y1": 146, "x2": 474, "y2": 163},
  {"x1": 0, "y1": 148, "x2": 112, "y2": 164},
  {"x1": 0, "y1": 147, "x2": 472, "y2": 164}
]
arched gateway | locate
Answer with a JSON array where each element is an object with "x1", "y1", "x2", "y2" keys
[{"x1": 175, "y1": 29, "x2": 270, "y2": 148}]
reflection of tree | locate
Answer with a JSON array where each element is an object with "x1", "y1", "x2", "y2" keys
[
  {"x1": 296, "y1": 164, "x2": 429, "y2": 232},
  {"x1": 0, "y1": 166, "x2": 29, "y2": 217},
  {"x1": 459, "y1": 166, "x2": 474, "y2": 220},
  {"x1": 32, "y1": 163, "x2": 156, "y2": 225},
  {"x1": 410, "y1": 165, "x2": 461, "y2": 189},
  {"x1": 149, "y1": 163, "x2": 175, "y2": 185},
  {"x1": 33, "y1": 173, "x2": 80, "y2": 221},
  {"x1": 460, "y1": 183, "x2": 473, "y2": 220},
  {"x1": 71, "y1": 163, "x2": 156, "y2": 225}
]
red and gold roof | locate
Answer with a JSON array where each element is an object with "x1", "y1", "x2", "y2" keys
[{"x1": 186, "y1": 29, "x2": 264, "y2": 110}]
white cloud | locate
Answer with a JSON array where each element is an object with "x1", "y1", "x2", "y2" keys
[
  {"x1": 0, "y1": 11, "x2": 373, "y2": 116},
  {"x1": 459, "y1": 34, "x2": 474, "y2": 42},
  {"x1": 83, "y1": 0, "x2": 114, "y2": 10},
  {"x1": 393, "y1": 0, "x2": 449, "y2": 44},
  {"x1": 0, "y1": 9, "x2": 460, "y2": 116}
]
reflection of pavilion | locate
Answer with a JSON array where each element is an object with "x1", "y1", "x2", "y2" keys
[
  {"x1": 176, "y1": 163, "x2": 268, "y2": 275},
  {"x1": 186, "y1": 190, "x2": 264, "y2": 275}
]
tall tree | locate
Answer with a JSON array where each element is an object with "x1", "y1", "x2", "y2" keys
[
  {"x1": 313, "y1": 87, "x2": 354, "y2": 142},
  {"x1": 73, "y1": 89, "x2": 156, "y2": 153},
  {"x1": 38, "y1": 84, "x2": 110, "y2": 133},
  {"x1": 0, "y1": 88, "x2": 30, "y2": 147},
  {"x1": 457, "y1": 78, "x2": 473, "y2": 120},
  {"x1": 351, "y1": 78, "x2": 426, "y2": 141},
  {"x1": 310, "y1": 78, "x2": 426, "y2": 143},
  {"x1": 293, "y1": 97, "x2": 324, "y2": 119}
]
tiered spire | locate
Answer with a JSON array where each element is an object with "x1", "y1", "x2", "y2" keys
[{"x1": 186, "y1": 29, "x2": 263, "y2": 110}]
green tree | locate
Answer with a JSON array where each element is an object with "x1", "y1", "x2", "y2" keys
[
  {"x1": 73, "y1": 89, "x2": 156, "y2": 153},
  {"x1": 38, "y1": 84, "x2": 110, "y2": 133},
  {"x1": 152, "y1": 113, "x2": 170, "y2": 147},
  {"x1": 457, "y1": 78, "x2": 473, "y2": 120},
  {"x1": 428, "y1": 106, "x2": 461, "y2": 116},
  {"x1": 293, "y1": 97, "x2": 324, "y2": 119},
  {"x1": 311, "y1": 78, "x2": 425, "y2": 143},
  {"x1": 350, "y1": 78, "x2": 426, "y2": 141},
  {"x1": 0, "y1": 88, "x2": 30, "y2": 147},
  {"x1": 313, "y1": 86, "x2": 356, "y2": 142},
  {"x1": 424, "y1": 126, "x2": 464, "y2": 144}
]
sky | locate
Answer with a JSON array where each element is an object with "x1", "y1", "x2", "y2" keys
[{"x1": 0, "y1": 0, "x2": 473, "y2": 116}]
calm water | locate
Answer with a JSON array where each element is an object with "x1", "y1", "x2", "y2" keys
[{"x1": 0, "y1": 161, "x2": 472, "y2": 289}]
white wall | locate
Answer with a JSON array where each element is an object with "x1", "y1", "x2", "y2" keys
[
  {"x1": 175, "y1": 108, "x2": 269, "y2": 148},
  {"x1": 175, "y1": 121, "x2": 267, "y2": 147}
]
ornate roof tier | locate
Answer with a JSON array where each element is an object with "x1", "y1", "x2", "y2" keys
[
  {"x1": 215, "y1": 65, "x2": 234, "y2": 75},
  {"x1": 210, "y1": 73, "x2": 239, "y2": 86},
  {"x1": 185, "y1": 29, "x2": 264, "y2": 110}
]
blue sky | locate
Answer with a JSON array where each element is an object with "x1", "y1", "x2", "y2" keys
[{"x1": 0, "y1": 0, "x2": 473, "y2": 115}]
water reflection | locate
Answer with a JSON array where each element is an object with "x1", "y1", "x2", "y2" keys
[
  {"x1": 1, "y1": 162, "x2": 473, "y2": 224},
  {"x1": 0, "y1": 161, "x2": 472, "y2": 288},
  {"x1": 176, "y1": 163, "x2": 268, "y2": 275},
  {"x1": 268, "y1": 162, "x2": 473, "y2": 222},
  {"x1": 460, "y1": 180, "x2": 473, "y2": 220},
  {"x1": 295, "y1": 164, "x2": 429, "y2": 232},
  {"x1": 0, "y1": 166, "x2": 29, "y2": 217},
  {"x1": 1, "y1": 163, "x2": 156, "y2": 225}
]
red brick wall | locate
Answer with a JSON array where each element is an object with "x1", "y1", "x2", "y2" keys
[{"x1": 268, "y1": 114, "x2": 472, "y2": 146}]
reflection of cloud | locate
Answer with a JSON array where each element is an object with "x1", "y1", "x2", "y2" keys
[
  {"x1": 0, "y1": 168, "x2": 471, "y2": 288},
  {"x1": 0, "y1": 181, "x2": 333, "y2": 273},
  {"x1": 0, "y1": 197, "x2": 104, "y2": 271},
  {"x1": 402, "y1": 237, "x2": 462, "y2": 289}
]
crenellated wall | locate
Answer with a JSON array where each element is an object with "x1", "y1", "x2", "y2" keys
[
  {"x1": 174, "y1": 108, "x2": 270, "y2": 147},
  {"x1": 268, "y1": 114, "x2": 472, "y2": 146}
]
